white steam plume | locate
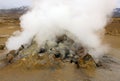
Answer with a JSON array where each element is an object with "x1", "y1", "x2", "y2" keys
[{"x1": 6, "y1": 0, "x2": 116, "y2": 61}]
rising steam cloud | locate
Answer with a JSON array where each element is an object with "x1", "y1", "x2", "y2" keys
[{"x1": 6, "y1": 0, "x2": 116, "y2": 60}]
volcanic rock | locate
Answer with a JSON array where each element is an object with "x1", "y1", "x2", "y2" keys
[
  {"x1": 0, "y1": 44, "x2": 5, "y2": 50},
  {"x1": 0, "y1": 34, "x2": 96, "y2": 69}
]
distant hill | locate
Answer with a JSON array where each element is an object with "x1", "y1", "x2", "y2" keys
[
  {"x1": 0, "y1": 6, "x2": 28, "y2": 17},
  {"x1": 113, "y1": 8, "x2": 120, "y2": 17},
  {"x1": 0, "y1": 7, "x2": 120, "y2": 18}
]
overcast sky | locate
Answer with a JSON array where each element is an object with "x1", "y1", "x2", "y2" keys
[
  {"x1": 0, "y1": 0, "x2": 120, "y2": 9},
  {"x1": 0, "y1": 0, "x2": 31, "y2": 9}
]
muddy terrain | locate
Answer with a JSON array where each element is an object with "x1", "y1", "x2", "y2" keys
[{"x1": 0, "y1": 13, "x2": 120, "y2": 81}]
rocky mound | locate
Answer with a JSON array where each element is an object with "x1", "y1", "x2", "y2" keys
[{"x1": 0, "y1": 35, "x2": 96, "y2": 69}]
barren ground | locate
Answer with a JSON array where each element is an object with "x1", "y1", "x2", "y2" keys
[{"x1": 0, "y1": 15, "x2": 120, "y2": 81}]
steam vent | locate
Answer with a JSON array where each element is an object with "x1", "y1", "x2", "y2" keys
[{"x1": 0, "y1": 34, "x2": 97, "y2": 70}]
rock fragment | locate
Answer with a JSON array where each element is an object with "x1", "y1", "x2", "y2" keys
[{"x1": 0, "y1": 44, "x2": 5, "y2": 50}]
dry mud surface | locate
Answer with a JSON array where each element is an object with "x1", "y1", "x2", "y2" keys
[{"x1": 0, "y1": 16, "x2": 120, "y2": 81}]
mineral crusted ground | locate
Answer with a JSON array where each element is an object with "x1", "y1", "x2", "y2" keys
[{"x1": 0, "y1": 13, "x2": 120, "y2": 81}]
